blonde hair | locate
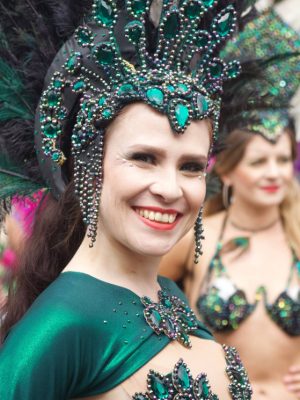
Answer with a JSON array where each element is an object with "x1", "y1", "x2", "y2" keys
[{"x1": 205, "y1": 129, "x2": 300, "y2": 257}]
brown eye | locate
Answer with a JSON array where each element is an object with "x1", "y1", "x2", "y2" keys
[
  {"x1": 131, "y1": 152, "x2": 156, "y2": 164},
  {"x1": 181, "y1": 162, "x2": 206, "y2": 173}
]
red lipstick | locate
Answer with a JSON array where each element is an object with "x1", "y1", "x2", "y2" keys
[{"x1": 260, "y1": 185, "x2": 280, "y2": 193}]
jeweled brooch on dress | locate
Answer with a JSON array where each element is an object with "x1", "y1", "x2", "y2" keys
[{"x1": 141, "y1": 291, "x2": 198, "y2": 348}]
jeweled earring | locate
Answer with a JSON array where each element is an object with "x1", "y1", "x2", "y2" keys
[
  {"x1": 222, "y1": 184, "x2": 232, "y2": 209},
  {"x1": 73, "y1": 130, "x2": 104, "y2": 247},
  {"x1": 194, "y1": 207, "x2": 204, "y2": 264}
]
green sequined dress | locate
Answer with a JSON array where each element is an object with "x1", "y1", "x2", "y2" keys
[{"x1": 0, "y1": 272, "x2": 252, "y2": 399}]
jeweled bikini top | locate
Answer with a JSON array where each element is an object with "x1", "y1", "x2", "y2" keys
[{"x1": 196, "y1": 215, "x2": 300, "y2": 336}]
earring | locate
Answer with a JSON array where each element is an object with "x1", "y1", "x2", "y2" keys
[
  {"x1": 194, "y1": 207, "x2": 204, "y2": 264},
  {"x1": 222, "y1": 184, "x2": 231, "y2": 209},
  {"x1": 73, "y1": 130, "x2": 104, "y2": 247}
]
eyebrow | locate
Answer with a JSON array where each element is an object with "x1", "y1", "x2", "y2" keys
[{"x1": 127, "y1": 144, "x2": 208, "y2": 164}]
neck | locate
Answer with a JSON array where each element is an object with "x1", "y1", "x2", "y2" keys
[
  {"x1": 65, "y1": 231, "x2": 161, "y2": 299},
  {"x1": 228, "y1": 197, "x2": 280, "y2": 231}
]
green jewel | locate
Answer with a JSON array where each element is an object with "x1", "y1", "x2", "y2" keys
[
  {"x1": 57, "y1": 108, "x2": 67, "y2": 120},
  {"x1": 76, "y1": 27, "x2": 93, "y2": 46},
  {"x1": 53, "y1": 79, "x2": 63, "y2": 89},
  {"x1": 93, "y1": 0, "x2": 115, "y2": 26},
  {"x1": 178, "y1": 312, "x2": 194, "y2": 328},
  {"x1": 65, "y1": 52, "x2": 82, "y2": 73},
  {"x1": 73, "y1": 80, "x2": 86, "y2": 92},
  {"x1": 227, "y1": 62, "x2": 240, "y2": 78},
  {"x1": 197, "y1": 94, "x2": 208, "y2": 113},
  {"x1": 149, "y1": 309, "x2": 162, "y2": 328},
  {"x1": 51, "y1": 152, "x2": 60, "y2": 162},
  {"x1": 146, "y1": 88, "x2": 164, "y2": 106},
  {"x1": 98, "y1": 96, "x2": 107, "y2": 106},
  {"x1": 177, "y1": 364, "x2": 190, "y2": 389},
  {"x1": 209, "y1": 61, "x2": 223, "y2": 78},
  {"x1": 102, "y1": 108, "x2": 112, "y2": 119},
  {"x1": 93, "y1": 43, "x2": 115, "y2": 65},
  {"x1": 163, "y1": 8, "x2": 180, "y2": 39},
  {"x1": 198, "y1": 376, "x2": 210, "y2": 397},
  {"x1": 203, "y1": 0, "x2": 215, "y2": 7},
  {"x1": 47, "y1": 90, "x2": 60, "y2": 107},
  {"x1": 175, "y1": 104, "x2": 189, "y2": 128},
  {"x1": 167, "y1": 84, "x2": 175, "y2": 92},
  {"x1": 44, "y1": 122, "x2": 59, "y2": 138},
  {"x1": 216, "y1": 11, "x2": 234, "y2": 37},
  {"x1": 184, "y1": 0, "x2": 202, "y2": 19},
  {"x1": 195, "y1": 32, "x2": 210, "y2": 48},
  {"x1": 125, "y1": 20, "x2": 143, "y2": 44},
  {"x1": 177, "y1": 83, "x2": 189, "y2": 95},
  {"x1": 161, "y1": 297, "x2": 172, "y2": 309},
  {"x1": 118, "y1": 83, "x2": 134, "y2": 95},
  {"x1": 149, "y1": 375, "x2": 169, "y2": 399},
  {"x1": 130, "y1": 0, "x2": 147, "y2": 17}
]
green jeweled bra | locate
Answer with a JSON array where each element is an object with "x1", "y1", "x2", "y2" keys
[{"x1": 133, "y1": 345, "x2": 252, "y2": 400}]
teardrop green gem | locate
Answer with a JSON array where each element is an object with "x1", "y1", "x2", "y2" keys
[
  {"x1": 44, "y1": 123, "x2": 59, "y2": 138},
  {"x1": 163, "y1": 11, "x2": 180, "y2": 39},
  {"x1": 131, "y1": 0, "x2": 147, "y2": 16},
  {"x1": 73, "y1": 80, "x2": 86, "y2": 92},
  {"x1": 146, "y1": 88, "x2": 164, "y2": 106},
  {"x1": 150, "y1": 375, "x2": 169, "y2": 399},
  {"x1": 125, "y1": 21, "x2": 143, "y2": 43},
  {"x1": 94, "y1": 0, "x2": 114, "y2": 26},
  {"x1": 210, "y1": 62, "x2": 222, "y2": 78},
  {"x1": 197, "y1": 94, "x2": 208, "y2": 114},
  {"x1": 203, "y1": 0, "x2": 214, "y2": 7},
  {"x1": 216, "y1": 11, "x2": 233, "y2": 37},
  {"x1": 149, "y1": 309, "x2": 162, "y2": 328},
  {"x1": 184, "y1": 0, "x2": 202, "y2": 19},
  {"x1": 175, "y1": 104, "x2": 189, "y2": 128},
  {"x1": 47, "y1": 90, "x2": 60, "y2": 107},
  {"x1": 118, "y1": 83, "x2": 134, "y2": 95},
  {"x1": 93, "y1": 44, "x2": 114, "y2": 65},
  {"x1": 177, "y1": 364, "x2": 191, "y2": 389}
]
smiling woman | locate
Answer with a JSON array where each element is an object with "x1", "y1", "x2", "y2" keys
[{"x1": 0, "y1": 0, "x2": 258, "y2": 399}]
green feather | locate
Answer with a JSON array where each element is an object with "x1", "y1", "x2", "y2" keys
[
  {"x1": 0, "y1": 155, "x2": 42, "y2": 201},
  {"x1": 0, "y1": 59, "x2": 33, "y2": 121}
]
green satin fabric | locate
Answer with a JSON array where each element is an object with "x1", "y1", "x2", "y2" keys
[{"x1": 0, "y1": 272, "x2": 213, "y2": 399}]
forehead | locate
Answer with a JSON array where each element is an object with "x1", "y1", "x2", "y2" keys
[
  {"x1": 244, "y1": 132, "x2": 292, "y2": 157},
  {"x1": 105, "y1": 102, "x2": 211, "y2": 154}
]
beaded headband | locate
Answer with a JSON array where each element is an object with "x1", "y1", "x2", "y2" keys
[{"x1": 220, "y1": 9, "x2": 300, "y2": 141}]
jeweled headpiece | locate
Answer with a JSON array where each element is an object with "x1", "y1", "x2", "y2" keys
[
  {"x1": 220, "y1": 9, "x2": 300, "y2": 142},
  {"x1": 0, "y1": 0, "x2": 257, "y2": 240}
]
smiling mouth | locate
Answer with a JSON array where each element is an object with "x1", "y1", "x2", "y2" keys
[{"x1": 134, "y1": 208, "x2": 178, "y2": 224}]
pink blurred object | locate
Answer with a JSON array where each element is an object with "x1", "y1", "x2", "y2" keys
[
  {"x1": 0, "y1": 248, "x2": 17, "y2": 271},
  {"x1": 11, "y1": 190, "x2": 44, "y2": 237}
]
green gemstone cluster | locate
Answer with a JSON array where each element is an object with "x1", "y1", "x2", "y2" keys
[
  {"x1": 221, "y1": 10, "x2": 300, "y2": 142},
  {"x1": 38, "y1": 0, "x2": 240, "y2": 165},
  {"x1": 132, "y1": 346, "x2": 252, "y2": 399},
  {"x1": 141, "y1": 291, "x2": 198, "y2": 348}
]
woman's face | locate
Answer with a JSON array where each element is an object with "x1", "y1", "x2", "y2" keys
[
  {"x1": 100, "y1": 103, "x2": 211, "y2": 257},
  {"x1": 223, "y1": 132, "x2": 294, "y2": 208}
]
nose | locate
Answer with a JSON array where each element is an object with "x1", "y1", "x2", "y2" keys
[
  {"x1": 265, "y1": 159, "x2": 281, "y2": 179},
  {"x1": 149, "y1": 168, "x2": 183, "y2": 203}
]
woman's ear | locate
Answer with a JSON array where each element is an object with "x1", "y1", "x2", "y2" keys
[{"x1": 220, "y1": 174, "x2": 232, "y2": 187}]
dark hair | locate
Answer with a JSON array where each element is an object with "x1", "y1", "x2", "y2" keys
[{"x1": 0, "y1": 184, "x2": 86, "y2": 343}]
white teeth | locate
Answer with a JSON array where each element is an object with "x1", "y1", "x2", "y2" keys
[
  {"x1": 136, "y1": 208, "x2": 177, "y2": 224},
  {"x1": 149, "y1": 211, "x2": 155, "y2": 221},
  {"x1": 154, "y1": 212, "x2": 162, "y2": 221},
  {"x1": 168, "y1": 214, "x2": 176, "y2": 223},
  {"x1": 162, "y1": 213, "x2": 169, "y2": 223}
]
